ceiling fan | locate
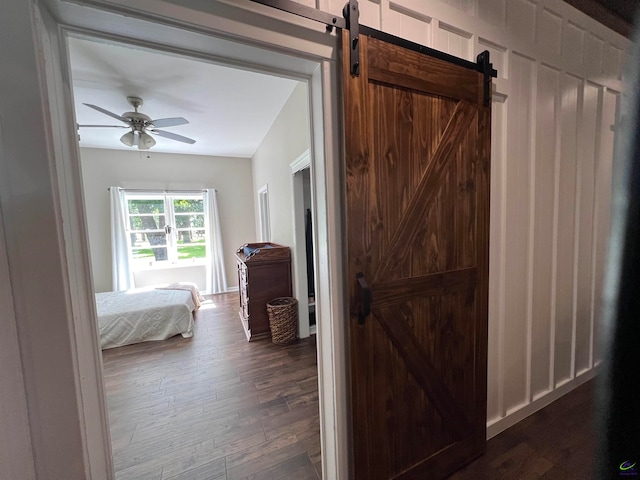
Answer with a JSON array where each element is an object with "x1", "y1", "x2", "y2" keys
[{"x1": 78, "y1": 96, "x2": 196, "y2": 150}]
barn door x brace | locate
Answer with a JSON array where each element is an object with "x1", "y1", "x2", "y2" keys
[{"x1": 248, "y1": 0, "x2": 497, "y2": 105}]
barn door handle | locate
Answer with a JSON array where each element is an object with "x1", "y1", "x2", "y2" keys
[{"x1": 356, "y1": 272, "x2": 371, "y2": 325}]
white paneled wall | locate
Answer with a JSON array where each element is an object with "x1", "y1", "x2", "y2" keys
[{"x1": 317, "y1": 0, "x2": 627, "y2": 436}]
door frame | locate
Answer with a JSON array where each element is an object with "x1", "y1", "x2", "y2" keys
[
  {"x1": 257, "y1": 184, "x2": 272, "y2": 242},
  {"x1": 290, "y1": 149, "x2": 313, "y2": 339},
  {"x1": 33, "y1": 0, "x2": 347, "y2": 478}
]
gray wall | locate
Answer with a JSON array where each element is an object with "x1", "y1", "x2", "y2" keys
[
  {"x1": 251, "y1": 81, "x2": 310, "y2": 249},
  {"x1": 251, "y1": 81, "x2": 310, "y2": 304},
  {"x1": 80, "y1": 147, "x2": 256, "y2": 292}
]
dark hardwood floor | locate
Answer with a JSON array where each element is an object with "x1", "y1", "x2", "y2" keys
[
  {"x1": 101, "y1": 292, "x2": 321, "y2": 480},
  {"x1": 102, "y1": 291, "x2": 596, "y2": 480},
  {"x1": 450, "y1": 379, "x2": 595, "y2": 480}
]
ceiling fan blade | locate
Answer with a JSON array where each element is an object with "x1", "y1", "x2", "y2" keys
[
  {"x1": 150, "y1": 117, "x2": 189, "y2": 128},
  {"x1": 78, "y1": 124, "x2": 128, "y2": 128},
  {"x1": 150, "y1": 129, "x2": 196, "y2": 144},
  {"x1": 83, "y1": 103, "x2": 129, "y2": 123}
]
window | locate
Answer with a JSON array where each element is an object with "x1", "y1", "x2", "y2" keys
[{"x1": 126, "y1": 192, "x2": 207, "y2": 269}]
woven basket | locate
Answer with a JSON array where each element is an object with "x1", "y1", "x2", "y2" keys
[{"x1": 266, "y1": 297, "x2": 298, "y2": 345}]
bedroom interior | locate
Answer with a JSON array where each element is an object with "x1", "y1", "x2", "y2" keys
[{"x1": 69, "y1": 34, "x2": 323, "y2": 479}]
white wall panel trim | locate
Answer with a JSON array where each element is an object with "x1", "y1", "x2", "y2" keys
[
  {"x1": 588, "y1": 85, "x2": 604, "y2": 369},
  {"x1": 438, "y1": 20, "x2": 472, "y2": 38},
  {"x1": 487, "y1": 368, "x2": 597, "y2": 438},
  {"x1": 388, "y1": 0, "x2": 433, "y2": 23},
  {"x1": 496, "y1": 91, "x2": 508, "y2": 419},
  {"x1": 570, "y1": 80, "x2": 585, "y2": 381},
  {"x1": 549, "y1": 63, "x2": 562, "y2": 390},
  {"x1": 525, "y1": 60, "x2": 539, "y2": 404}
]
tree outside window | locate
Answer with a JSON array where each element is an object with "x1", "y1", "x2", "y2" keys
[{"x1": 126, "y1": 193, "x2": 207, "y2": 268}]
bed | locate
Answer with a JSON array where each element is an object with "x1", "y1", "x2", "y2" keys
[{"x1": 96, "y1": 287, "x2": 198, "y2": 350}]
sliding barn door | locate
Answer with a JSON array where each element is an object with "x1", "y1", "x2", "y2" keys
[{"x1": 343, "y1": 29, "x2": 491, "y2": 479}]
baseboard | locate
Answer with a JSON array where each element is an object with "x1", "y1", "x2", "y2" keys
[
  {"x1": 226, "y1": 286, "x2": 239, "y2": 293},
  {"x1": 486, "y1": 367, "x2": 598, "y2": 439},
  {"x1": 310, "y1": 324, "x2": 317, "y2": 335}
]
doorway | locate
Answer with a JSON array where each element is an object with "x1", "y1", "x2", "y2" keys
[
  {"x1": 67, "y1": 32, "x2": 323, "y2": 478},
  {"x1": 291, "y1": 150, "x2": 316, "y2": 339},
  {"x1": 34, "y1": 2, "x2": 347, "y2": 478}
]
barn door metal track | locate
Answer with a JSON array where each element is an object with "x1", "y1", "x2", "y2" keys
[{"x1": 248, "y1": 0, "x2": 497, "y2": 104}]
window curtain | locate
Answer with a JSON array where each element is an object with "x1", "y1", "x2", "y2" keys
[
  {"x1": 110, "y1": 187, "x2": 133, "y2": 291},
  {"x1": 204, "y1": 189, "x2": 227, "y2": 294}
]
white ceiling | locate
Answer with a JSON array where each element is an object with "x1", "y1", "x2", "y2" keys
[{"x1": 68, "y1": 36, "x2": 301, "y2": 157}]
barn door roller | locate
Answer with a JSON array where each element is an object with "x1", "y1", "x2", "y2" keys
[
  {"x1": 248, "y1": 0, "x2": 497, "y2": 102},
  {"x1": 343, "y1": 0, "x2": 360, "y2": 75}
]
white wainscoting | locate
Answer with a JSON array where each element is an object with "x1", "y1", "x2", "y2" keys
[{"x1": 319, "y1": 0, "x2": 627, "y2": 437}]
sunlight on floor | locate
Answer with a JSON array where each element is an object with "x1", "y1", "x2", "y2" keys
[{"x1": 199, "y1": 300, "x2": 217, "y2": 310}]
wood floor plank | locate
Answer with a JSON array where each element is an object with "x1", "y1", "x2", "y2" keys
[
  {"x1": 160, "y1": 442, "x2": 230, "y2": 480},
  {"x1": 225, "y1": 432, "x2": 306, "y2": 480},
  {"x1": 163, "y1": 457, "x2": 226, "y2": 480},
  {"x1": 247, "y1": 453, "x2": 319, "y2": 480},
  {"x1": 262, "y1": 405, "x2": 321, "y2": 442},
  {"x1": 102, "y1": 292, "x2": 320, "y2": 480}
]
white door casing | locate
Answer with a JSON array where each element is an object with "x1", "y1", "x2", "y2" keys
[
  {"x1": 257, "y1": 184, "x2": 272, "y2": 242},
  {"x1": 290, "y1": 149, "x2": 313, "y2": 339}
]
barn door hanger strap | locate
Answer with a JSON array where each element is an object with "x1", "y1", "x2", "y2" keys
[
  {"x1": 343, "y1": 0, "x2": 360, "y2": 75},
  {"x1": 477, "y1": 50, "x2": 493, "y2": 106}
]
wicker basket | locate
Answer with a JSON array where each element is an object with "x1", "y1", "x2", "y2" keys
[{"x1": 266, "y1": 297, "x2": 298, "y2": 345}]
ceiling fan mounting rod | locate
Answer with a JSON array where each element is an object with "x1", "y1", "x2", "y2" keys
[{"x1": 127, "y1": 96, "x2": 143, "y2": 112}]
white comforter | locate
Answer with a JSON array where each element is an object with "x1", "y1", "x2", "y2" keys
[{"x1": 96, "y1": 289, "x2": 196, "y2": 349}]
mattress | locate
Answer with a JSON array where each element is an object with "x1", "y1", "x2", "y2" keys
[{"x1": 96, "y1": 288, "x2": 196, "y2": 349}]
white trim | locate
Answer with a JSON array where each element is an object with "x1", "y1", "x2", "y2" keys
[
  {"x1": 525, "y1": 60, "x2": 538, "y2": 404},
  {"x1": 495, "y1": 91, "x2": 508, "y2": 420},
  {"x1": 30, "y1": 5, "x2": 114, "y2": 478},
  {"x1": 487, "y1": 367, "x2": 597, "y2": 439},
  {"x1": 290, "y1": 149, "x2": 312, "y2": 339},
  {"x1": 589, "y1": 86, "x2": 604, "y2": 369},
  {"x1": 312, "y1": 59, "x2": 349, "y2": 480},
  {"x1": 257, "y1": 184, "x2": 271, "y2": 242},
  {"x1": 290, "y1": 148, "x2": 312, "y2": 173},
  {"x1": 225, "y1": 286, "x2": 239, "y2": 293}
]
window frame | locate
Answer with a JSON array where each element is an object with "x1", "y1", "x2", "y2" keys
[{"x1": 124, "y1": 191, "x2": 207, "y2": 270}]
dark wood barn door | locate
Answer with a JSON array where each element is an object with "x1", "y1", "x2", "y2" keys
[{"x1": 343, "y1": 30, "x2": 491, "y2": 479}]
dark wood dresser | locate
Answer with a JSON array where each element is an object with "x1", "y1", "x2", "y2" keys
[{"x1": 235, "y1": 242, "x2": 292, "y2": 341}]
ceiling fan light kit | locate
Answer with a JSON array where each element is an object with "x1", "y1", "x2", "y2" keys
[
  {"x1": 120, "y1": 131, "x2": 156, "y2": 149},
  {"x1": 78, "y1": 96, "x2": 196, "y2": 151}
]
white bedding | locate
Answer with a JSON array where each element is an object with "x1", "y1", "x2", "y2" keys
[{"x1": 96, "y1": 289, "x2": 196, "y2": 349}]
